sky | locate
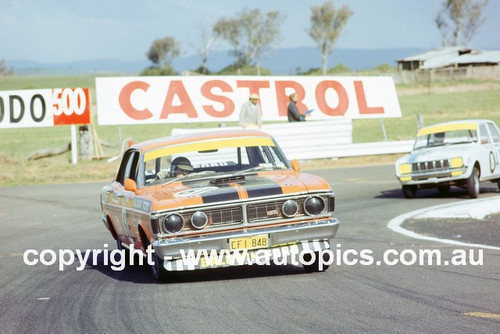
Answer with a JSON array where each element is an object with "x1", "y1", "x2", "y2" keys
[{"x1": 1, "y1": 0, "x2": 499, "y2": 63}]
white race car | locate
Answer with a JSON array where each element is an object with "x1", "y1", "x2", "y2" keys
[{"x1": 395, "y1": 119, "x2": 500, "y2": 198}]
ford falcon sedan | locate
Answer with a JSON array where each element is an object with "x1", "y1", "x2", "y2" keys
[
  {"x1": 395, "y1": 119, "x2": 500, "y2": 198},
  {"x1": 100, "y1": 129, "x2": 339, "y2": 281}
]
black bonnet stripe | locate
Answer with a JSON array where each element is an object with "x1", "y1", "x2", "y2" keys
[
  {"x1": 244, "y1": 177, "x2": 283, "y2": 198},
  {"x1": 200, "y1": 185, "x2": 240, "y2": 203}
]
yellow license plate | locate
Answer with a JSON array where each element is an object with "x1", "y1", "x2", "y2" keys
[{"x1": 229, "y1": 234, "x2": 268, "y2": 251}]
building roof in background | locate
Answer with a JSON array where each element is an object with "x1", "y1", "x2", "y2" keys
[{"x1": 397, "y1": 47, "x2": 500, "y2": 70}]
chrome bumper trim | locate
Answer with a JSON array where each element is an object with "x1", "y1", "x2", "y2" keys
[{"x1": 152, "y1": 218, "x2": 339, "y2": 260}]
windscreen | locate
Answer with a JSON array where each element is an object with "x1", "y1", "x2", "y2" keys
[
  {"x1": 413, "y1": 129, "x2": 477, "y2": 150},
  {"x1": 142, "y1": 137, "x2": 290, "y2": 186}
]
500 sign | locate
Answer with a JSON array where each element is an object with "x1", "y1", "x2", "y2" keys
[
  {"x1": 52, "y1": 88, "x2": 91, "y2": 125},
  {"x1": 0, "y1": 88, "x2": 90, "y2": 128}
]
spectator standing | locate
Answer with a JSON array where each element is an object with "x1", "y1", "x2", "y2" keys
[
  {"x1": 239, "y1": 93, "x2": 262, "y2": 128},
  {"x1": 287, "y1": 93, "x2": 306, "y2": 122}
]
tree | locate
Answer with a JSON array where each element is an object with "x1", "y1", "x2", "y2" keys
[
  {"x1": 146, "y1": 37, "x2": 181, "y2": 68},
  {"x1": 435, "y1": 0, "x2": 489, "y2": 46},
  {"x1": 194, "y1": 24, "x2": 219, "y2": 74},
  {"x1": 214, "y1": 8, "x2": 282, "y2": 74},
  {"x1": 309, "y1": 1, "x2": 352, "y2": 75},
  {"x1": 0, "y1": 58, "x2": 14, "y2": 76}
]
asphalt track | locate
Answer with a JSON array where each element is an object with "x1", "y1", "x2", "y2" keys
[{"x1": 0, "y1": 164, "x2": 499, "y2": 333}]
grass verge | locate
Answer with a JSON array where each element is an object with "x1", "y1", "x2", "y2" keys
[{"x1": 0, "y1": 77, "x2": 499, "y2": 186}]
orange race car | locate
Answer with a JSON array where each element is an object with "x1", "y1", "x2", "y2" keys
[{"x1": 100, "y1": 129, "x2": 339, "y2": 281}]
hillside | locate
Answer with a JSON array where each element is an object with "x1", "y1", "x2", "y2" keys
[{"x1": 8, "y1": 47, "x2": 424, "y2": 76}]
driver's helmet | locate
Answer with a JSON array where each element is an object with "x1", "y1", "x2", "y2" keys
[{"x1": 170, "y1": 156, "x2": 193, "y2": 175}]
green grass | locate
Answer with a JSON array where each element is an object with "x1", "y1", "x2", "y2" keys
[
  {"x1": 1, "y1": 75, "x2": 499, "y2": 155},
  {"x1": 1, "y1": 75, "x2": 499, "y2": 186},
  {"x1": 353, "y1": 88, "x2": 500, "y2": 142},
  {"x1": 0, "y1": 75, "x2": 98, "y2": 91}
]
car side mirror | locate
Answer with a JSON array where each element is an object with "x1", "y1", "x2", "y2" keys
[
  {"x1": 124, "y1": 178, "x2": 138, "y2": 193},
  {"x1": 291, "y1": 159, "x2": 300, "y2": 172}
]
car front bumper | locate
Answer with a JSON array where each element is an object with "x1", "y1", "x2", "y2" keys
[
  {"x1": 397, "y1": 164, "x2": 473, "y2": 187},
  {"x1": 152, "y1": 218, "x2": 339, "y2": 271}
]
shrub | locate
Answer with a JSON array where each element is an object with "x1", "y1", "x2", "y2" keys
[
  {"x1": 217, "y1": 64, "x2": 271, "y2": 75},
  {"x1": 140, "y1": 65, "x2": 177, "y2": 76},
  {"x1": 328, "y1": 64, "x2": 350, "y2": 75},
  {"x1": 374, "y1": 63, "x2": 395, "y2": 73}
]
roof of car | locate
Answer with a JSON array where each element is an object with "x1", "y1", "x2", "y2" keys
[
  {"x1": 417, "y1": 119, "x2": 494, "y2": 136},
  {"x1": 133, "y1": 129, "x2": 274, "y2": 153}
]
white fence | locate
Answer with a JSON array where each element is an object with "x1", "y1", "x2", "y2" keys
[{"x1": 172, "y1": 120, "x2": 413, "y2": 161}]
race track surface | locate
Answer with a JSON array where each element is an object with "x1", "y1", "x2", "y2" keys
[{"x1": 0, "y1": 165, "x2": 499, "y2": 333}]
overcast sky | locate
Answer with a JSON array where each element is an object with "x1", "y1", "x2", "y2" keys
[{"x1": 1, "y1": 0, "x2": 499, "y2": 63}]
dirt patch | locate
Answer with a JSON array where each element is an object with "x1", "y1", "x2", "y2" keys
[
  {"x1": 0, "y1": 154, "x2": 118, "y2": 187},
  {"x1": 0, "y1": 154, "x2": 17, "y2": 165}
]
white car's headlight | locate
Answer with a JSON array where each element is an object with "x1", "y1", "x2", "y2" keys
[
  {"x1": 398, "y1": 163, "x2": 411, "y2": 175},
  {"x1": 450, "y1": 157, "x2": 464, "y2": 168}
]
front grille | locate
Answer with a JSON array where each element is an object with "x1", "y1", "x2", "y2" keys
[
  {"x1": 411, "y1": 159, "x2": 452, "y2": 180},
  {"x1": 208, "y1": 207, "x2": 243, "y2": 226},
  {"x1": 247, "y1": 199, "x2": 305, "y2": 222},
  {"x1": 182, "y1": 207, "x2": 243, "y2": 227},
  {"x1": 412, "y1": 159, "x2": 450, "y2": 173}
]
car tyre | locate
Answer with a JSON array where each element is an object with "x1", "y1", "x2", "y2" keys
[
  {"x1": 116, "y1": 239, "x2": 130, "y2": 263},
  {"x1": 303, "y1": 251, "x2": 330, "y2": 273},
  {"x1": 402, "y1": 186, "x2": 416, "y2": 199},
  {"x1": 466, "y1": 167, "x2": 480, "y2": 199},
  {"x1": 150, "y1": 252, "x2": 169, "y2": 282},
  {"x1": 144, "y1": 241, "x2": 168, "y2": 282}
]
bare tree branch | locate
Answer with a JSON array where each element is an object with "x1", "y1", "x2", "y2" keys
[
  {"x1": 435, "y1": 0, "x2": 489, "y2": 46},
  {"x1": 214, "y1": 8, "x2": 282, "y2": 71},
  {"x1": 194, "y1": 24, "x2": 219, "y2": 74},
  {"x1": 308, "y1": 1, "x2": 352, "y2": 75}
]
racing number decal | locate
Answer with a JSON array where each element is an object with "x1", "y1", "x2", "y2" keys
[{"x1": 489, "y1": 151, "x2": 496, "y2": 173}]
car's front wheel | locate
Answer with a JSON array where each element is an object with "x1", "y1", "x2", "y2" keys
[
  {"x1": 466, "y1": 167, "x2": 480, "y2": 199},
  {"x1": 145, "y1": 242, "x2": 168, "y2": 282},
  {"x1": 116, "y1": 238, "x2": 130, "y2": 263}
]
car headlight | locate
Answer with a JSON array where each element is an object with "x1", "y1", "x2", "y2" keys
[
  {"x1": 163, "y1": 214, "x2": 184, "y2": 233},
  {"x1": 450, "y1": 157, "x2": 463, "y2": 168},
  {"x1": 398, "y1": 163, "x2": 411, "y2": 175},
  {"x1": 282, "y1": 200, "x2": 299, "y2": 217},
  {"x1": 190, "y1": 211, "x2": 208, "y2": 229},
  {"x1": 304, "y1": 196, "x2": 325, "y2": 215}
]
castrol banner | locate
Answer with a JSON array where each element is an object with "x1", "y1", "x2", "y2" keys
[
  {"x1": 95, "y1": 76, "x2": 401, "y2": 125},
  {"x1": 0, "y1": 88, "x2": 91, "y2": 128}
]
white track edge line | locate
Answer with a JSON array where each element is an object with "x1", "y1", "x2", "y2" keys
[{"x1": 387, "y1": 197, "x2": 500, "y2": 251}]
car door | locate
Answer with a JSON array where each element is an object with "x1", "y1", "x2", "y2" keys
[
  {"x1": 109, "y1": 149, "x2": 141, "y2": 246},
  {"x1": 486, "y1": 122, "x2": 500, "y2": 178}
]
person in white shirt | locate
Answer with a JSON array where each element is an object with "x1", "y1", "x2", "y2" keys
[{"x1": 238, "y1": 93, "x2": 262, "y2": 128}]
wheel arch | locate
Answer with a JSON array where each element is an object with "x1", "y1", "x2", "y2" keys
[
  {"x1": 106, "y1": 215, "x2": 119, "y2": 240},
  {"x1": 474, "y1": 161, "x2": 481, "y2": 178},
  {"x1": 138, "y1": 224, "x2": 151, "y2": 253}
]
